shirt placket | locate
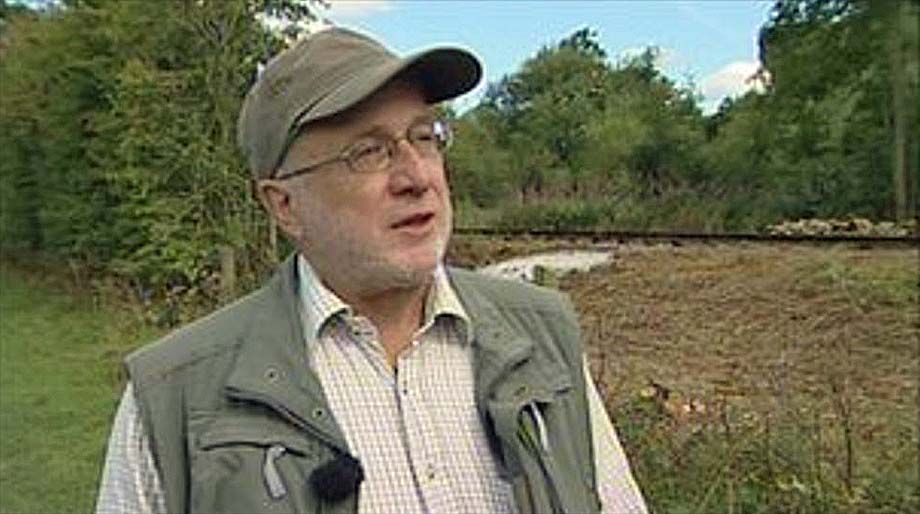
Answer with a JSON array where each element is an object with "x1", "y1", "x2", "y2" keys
[
  {"x1": 396, "y1": 343, "x2": 453, "y2": 514},
  {"x1": 329, "y1": 316, "x2": 427, "y2": 514}
]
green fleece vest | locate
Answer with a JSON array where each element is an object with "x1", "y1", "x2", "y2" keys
[{"x1": 126, "y1": 256, "x2": 600, "y2": 514}]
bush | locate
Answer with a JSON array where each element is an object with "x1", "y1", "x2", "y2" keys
[
  {"x1": 612, "y1": 391, "x2": 919, "y2": 514},
  {"x1": 495, "y1": 199, "x2": 607, "y2": 230}
]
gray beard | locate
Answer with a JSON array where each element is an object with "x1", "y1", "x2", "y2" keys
[{"x1": 299, "y1": 221, "x2": 450, "y2": 300}]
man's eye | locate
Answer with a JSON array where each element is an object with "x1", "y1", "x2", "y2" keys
[
  {"x1": 351, "y1": 140, "x2": 386, "y2": 159},
  {"x1": 409, "y1": 126, "x2": 437, "y2": 142}
]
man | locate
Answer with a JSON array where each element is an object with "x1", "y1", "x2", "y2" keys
[{"x1": 96, "y1": 27, "x2": 647, "y2": 514}]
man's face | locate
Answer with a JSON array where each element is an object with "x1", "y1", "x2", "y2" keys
[{"x1": 265, "y1": 82, "x2": 452, "y2": 296}]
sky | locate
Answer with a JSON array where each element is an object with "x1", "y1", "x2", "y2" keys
[{"x1": 314, "y1": 0, "x2": 776, "y2": 114}]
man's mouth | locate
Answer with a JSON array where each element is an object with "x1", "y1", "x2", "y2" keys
[{"x1": 391, "y1": 212, "x2": 435, "y2": 230}]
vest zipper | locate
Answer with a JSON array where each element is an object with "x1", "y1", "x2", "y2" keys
[
  {"x1": 226, "y1": 388, "x2": 348, "y2": 453},
  {"x1": 520, "y1": 403, "x2": 566, "y2": 514},
  {"x1": 527, "y1": 401, "x2": 551, "y2": 453},
  {"x1": 263, "y1": 444, "x2": 288, "y2": 499}
]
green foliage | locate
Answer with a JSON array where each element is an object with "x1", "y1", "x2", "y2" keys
[
  {"x1": 749, "y1": 0, "x2": 908, "y2": 219},
  {"x1": 0, "y1": 0, "x2": 316, "y2": 294},
  {"x1": 449, "y1": 28, "x2": 709, "y2": 213},
  {"x1": 1, "y1": 0, "x2": 913, "y2": 294},
  {"x1": 447, "y1": 110, "x2": 516, "y2": 208},
  {"x1": 449, "y1": 4, "x2": 913, "y2": 231},
  {"x1": 495, "y1": 199, "x2": 608, "y2": 231},
  {"x1": 614, "y1": 393, "x2": 918, "y2": 514}
]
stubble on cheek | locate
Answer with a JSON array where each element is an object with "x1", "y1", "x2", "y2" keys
[
  {"x1": 294, "y1": 184, "x2": 454, "y2": 295},
  {"x1": 296, "y1": 210, "x2": 427, "y2": 294}
]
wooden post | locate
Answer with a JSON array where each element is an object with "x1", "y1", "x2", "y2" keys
[{"x1": 219, "y1": 245, "x2": 236, "y2": 302}]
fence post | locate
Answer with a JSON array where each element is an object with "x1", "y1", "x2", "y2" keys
[{"x1": 220, "y1": 245, "x2": 236, "y2": 302}]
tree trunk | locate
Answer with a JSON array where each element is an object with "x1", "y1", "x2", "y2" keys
[{"x1": 890, "y1": 0, "x2": 919, "y2": 221}]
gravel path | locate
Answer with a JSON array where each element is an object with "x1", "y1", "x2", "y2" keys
[{"x1": 477, "y1": 249, "x2": 613, "y2": 282}]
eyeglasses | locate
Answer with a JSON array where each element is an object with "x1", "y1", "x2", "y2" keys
[{"x1": 273, "y1": 118, "x2": 452, "y2": 180}]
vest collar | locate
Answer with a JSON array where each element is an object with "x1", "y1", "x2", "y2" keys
[
  {"x1": 223, "y1": 254, "x2": 350, "y2": 452},
  {"x1": 447, "y1": 269, "x2": 536, "y2": 402},
  {"x1": 447, "y1": 269, "x2": 575, "y2": 405},
  {"x1": 221, "y1": 258, "x2": 568, "y2": 454}
]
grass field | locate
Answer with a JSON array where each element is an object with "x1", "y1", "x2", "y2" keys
[
  {"x1": 1, "y1": 241, "x2": 917, "y2": 513},
  {"x1": 0, "y1": 262, "x2": 162, "y2": 514}
]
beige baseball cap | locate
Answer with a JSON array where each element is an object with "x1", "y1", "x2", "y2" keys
[{"x1": 237, "y1": 27, "x2": 482, "y2": 179}]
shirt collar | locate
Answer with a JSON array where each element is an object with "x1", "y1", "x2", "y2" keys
[
  {"x1": 297, "y1": 254, "x2": 472, "y2": 343},
  {"x1": 425, "y1": 263, "x2": 472, "y2": 343}
]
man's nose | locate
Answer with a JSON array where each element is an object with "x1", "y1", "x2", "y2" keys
[{"x1": 388, "y1": 139, "x2": 431, "y2": 196}]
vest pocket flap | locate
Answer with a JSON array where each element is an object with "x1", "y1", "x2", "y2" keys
[
  {"x1": 537, "y1": 373, "x2": 573, "y2": 400},
  {"x1": 188, "y1": 413, "x2": 329, "y2": 513},
  {"x1": 191, "y1": 412, "x2": 319, "y2": 458},
  {"x1": 494, "y1": 370, "x2": 573, "y2": 405}
]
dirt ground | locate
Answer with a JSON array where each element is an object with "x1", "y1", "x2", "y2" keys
[
  {"x1": 448, "y1": 237, "x2": 918, "y2": 439},
  {"x1": 570, "y1": 243, "x2": 913, "y2": 401}
]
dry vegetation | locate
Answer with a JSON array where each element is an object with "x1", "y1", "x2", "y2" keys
[
  {"x1": 566, "y1": 243, "x2": 915, "y2": 412},
  {"x1": 450, "y1": 237, "x2": 919, "y2": 513}
]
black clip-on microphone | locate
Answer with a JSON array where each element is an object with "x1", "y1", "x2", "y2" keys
[{"x1": 309, "y1": 452, "x2": 365, "y2": 502}]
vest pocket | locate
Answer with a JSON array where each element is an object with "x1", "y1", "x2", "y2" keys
[
  {"x1": 487, "y1": 378, "x2": 573, "y2": 514},
  {"x1": 188, "y1": 412, "x2": 327, "y2": 514}
]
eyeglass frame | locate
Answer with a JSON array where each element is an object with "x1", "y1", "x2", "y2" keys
[{"x1": 271, "y1": 118, "x2": 453, "y2": 181}]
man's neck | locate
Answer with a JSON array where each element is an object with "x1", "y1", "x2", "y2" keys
[
  {"x1": 324, "y1": 273, "x2": 432, "y2": 368},
  {"x1": 354, "y1": 284, "x2": 429, "y2": 365}
]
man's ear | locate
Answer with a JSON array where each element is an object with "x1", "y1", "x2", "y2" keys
[{"x1": 254, "y1": 179, "x2": 301, "y2": 240}]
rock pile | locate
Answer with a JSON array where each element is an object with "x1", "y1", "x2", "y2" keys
[
  {"x1": 477, "y1": 250, "x2": 613, "y2": 283},
  {"x1": 766, "y1": 217, "x2": 916, "y2": 237}
]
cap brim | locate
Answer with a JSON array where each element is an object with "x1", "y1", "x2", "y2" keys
[{"x1": 303, "y1": 47, "x2": 482, "y2": 125}]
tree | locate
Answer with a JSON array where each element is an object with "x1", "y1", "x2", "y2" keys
[
  {"x1": 0, "y1": 0, "x2": 321, "y2": 298},
  {"x1": 451, "y1": 28, "x2": 710, "y2": 228},
  {"x1": 756, "y1": 0, "x2": 916, "y2": 220},
  {"x1": 480, "y1": 28, "x2": 612, "y2": 200},
  {"x1": 878, "y1": 0, "x2": 919, "y2": 221}
]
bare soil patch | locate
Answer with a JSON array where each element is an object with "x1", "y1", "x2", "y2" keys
[
  {"x1": 451, "y1": 237, "x2": 919, "y2": 506},
  {"x1": 560, "y1": 243, "x2": 917, "y2": 414}
]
